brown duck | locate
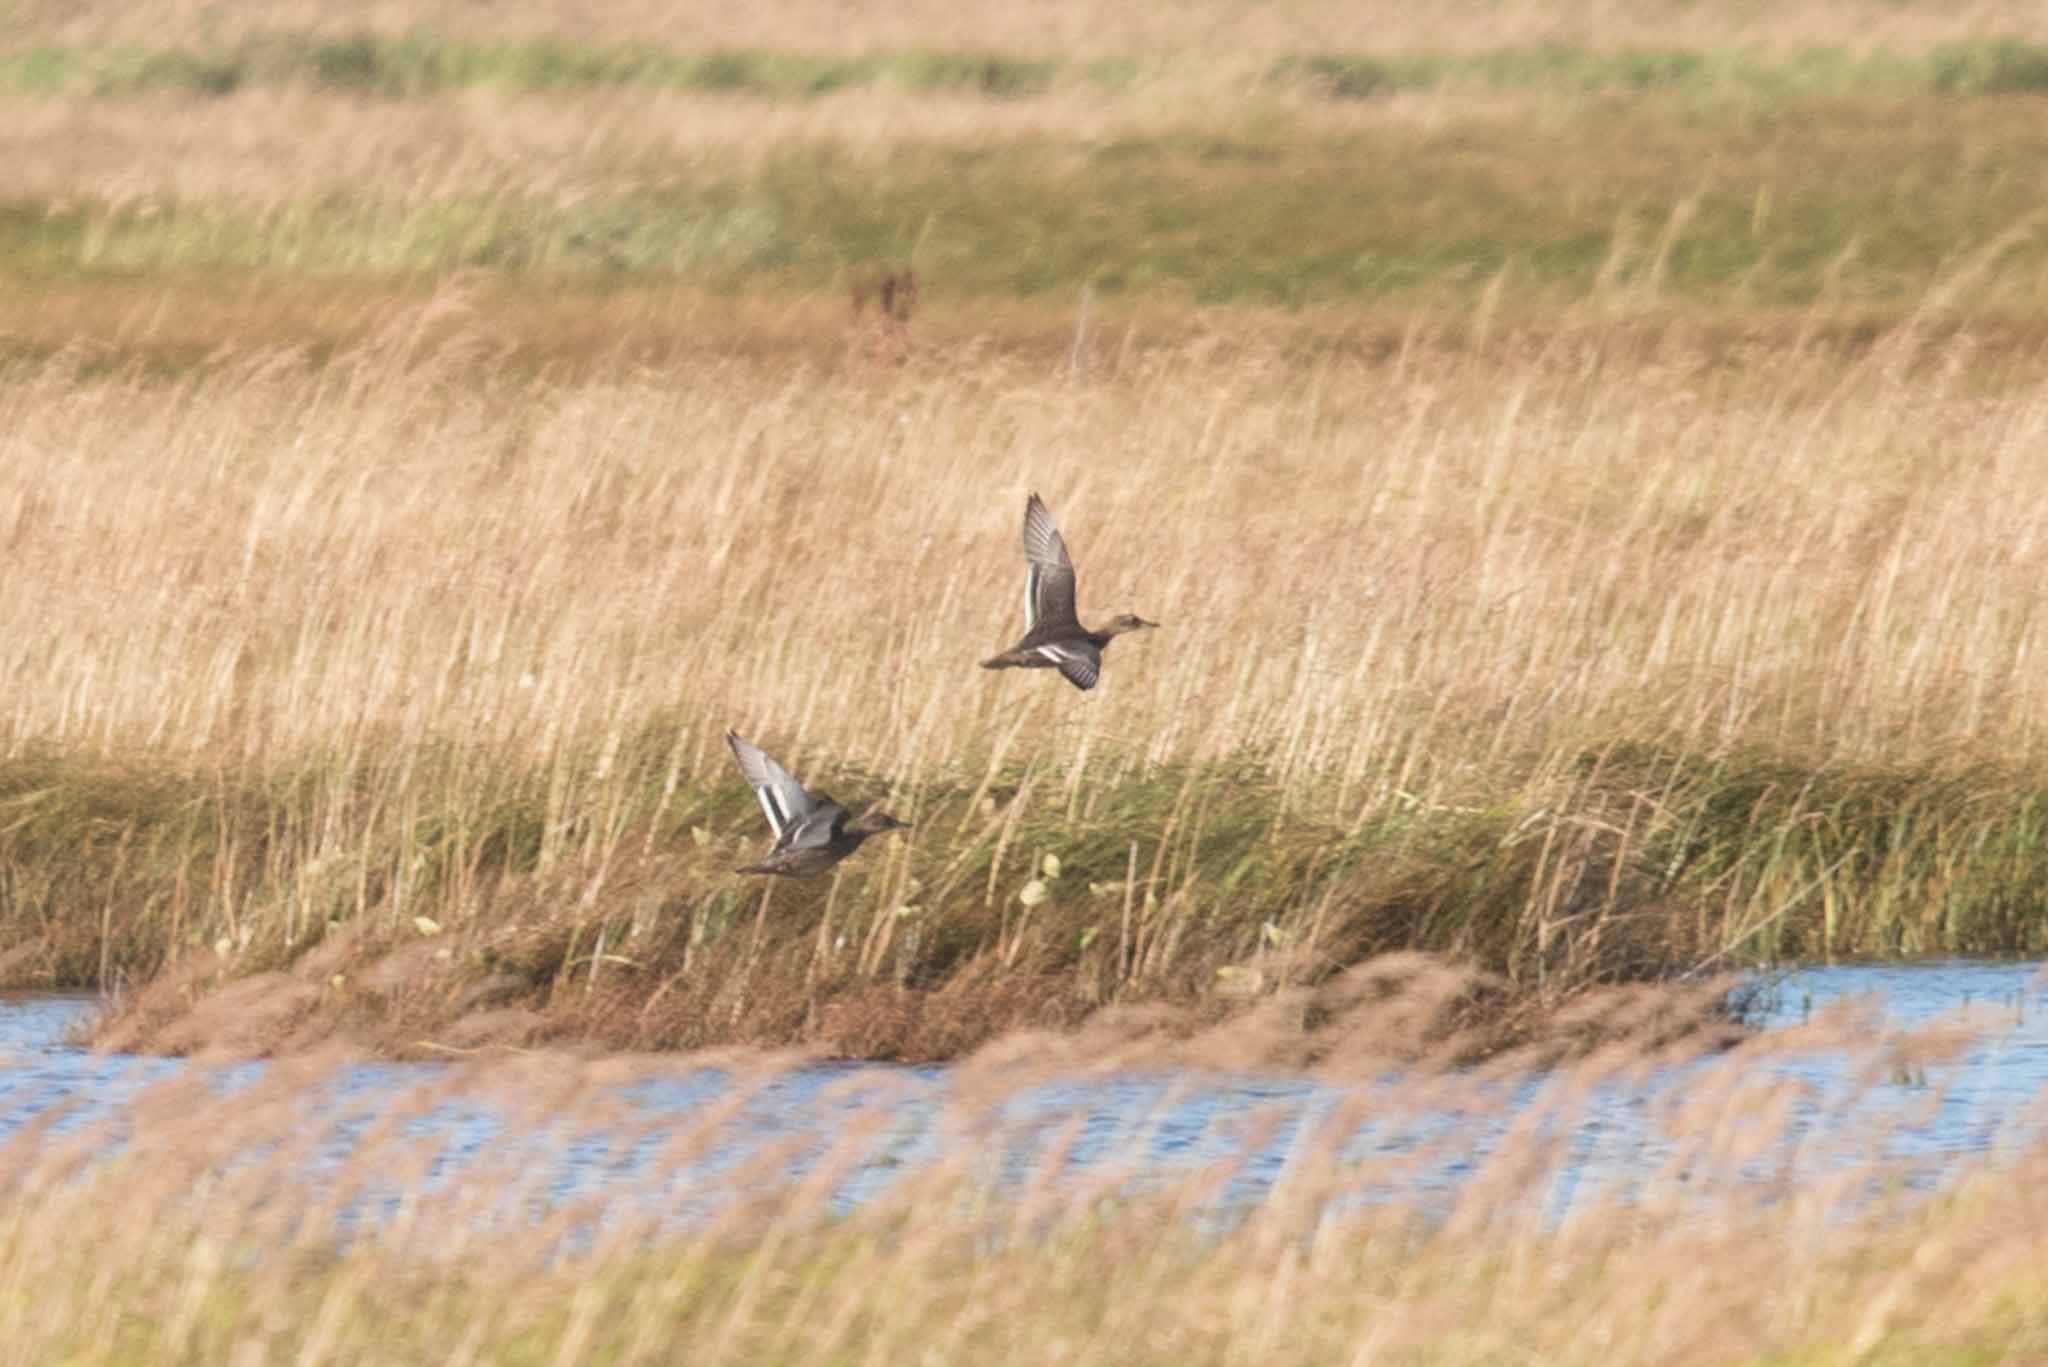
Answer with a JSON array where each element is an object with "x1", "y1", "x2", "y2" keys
[
  {"x1": 980, "y1": 492, "x2": 1158, "y2": 691},
  {"x1": 726, "y1": 730, "x2": 909, "y2": 877}
]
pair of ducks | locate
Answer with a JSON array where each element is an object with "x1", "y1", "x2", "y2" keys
[{"x1": 727, "y1": 493, "x2": 1160, "y2": 876}]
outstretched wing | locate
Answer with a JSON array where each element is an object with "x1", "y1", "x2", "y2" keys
[
  {"x1": 1021, "y1": 493, "x2": 1079, "y2": 633},
  {"x1": 726, "y1": 731, "x2": 821, "y2": 840},
  {"x1": 780, "y1": 799, "x2": 850, "y2": 851},
  {"x1": 1032, "y1": 639, "x2": 1101, "y2": 691}
]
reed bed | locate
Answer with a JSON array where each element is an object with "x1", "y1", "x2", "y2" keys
[
  {"x1": 5, "y1": 0, "x2": 2048, "y2": 1051},
  {"x1": 2, "y1": 983, "x2": 2044, "y2": 1364},
  {"x1": 7, "y1": 319, "x2": 2046, "y2": 774},
  {"x1": 5, "y1": 0, "x2": 2047, "y2": 1358},
  {"x1": 0, "y1": 313, "x2": 2042, "y2": 1054}
]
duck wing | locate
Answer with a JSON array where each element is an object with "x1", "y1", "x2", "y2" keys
[
  {"x1": 1021, "y1": 493, "x2": 1079, "y2": 634},
  {"x1": 1030, "y1": 638, "x2": 1101, "y2": 691},
  {"x1": 726, "y1": 731, "x2": 823, "y2": 841},
  {"x1": 778, "y1": 798, "x2": 849, "y2": 852}
]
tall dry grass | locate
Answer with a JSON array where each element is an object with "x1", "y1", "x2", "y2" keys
[
  {"x1": 0, "y1": 309, "x2": 2046, "y2": 1051},
  {"x1": 2, "y1": 988, "x2": 2045, "y2": 1363},
  {"x1": 4, "y1": 318, "x2": 2043, "y2": 794}
]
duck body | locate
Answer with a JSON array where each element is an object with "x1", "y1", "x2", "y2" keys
[
  {"x1": 979, "y1": 624, "x2": 1125, "y2": 691},
  {"x1": 979, "y1": 493, "x2": 1158, "y2": 692},
  {"x1": 726, "y1": 730, "x2": 909, "y2": 877}
]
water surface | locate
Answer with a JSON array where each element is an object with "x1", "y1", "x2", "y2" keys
[{"x1": 2, "y1": 960, "x2": 2042, "y2": 1229}]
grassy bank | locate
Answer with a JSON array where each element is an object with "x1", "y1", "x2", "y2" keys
[
  {"x1": 32, "y1": 737, "x2": 2048, "y2": 1061},
  {"x1": 4, "y1": 1014, "x2": 2046, "y2": 1363},
  {"x1": 0, "y1": 329, "x2": 2039, "y2": 1055}
]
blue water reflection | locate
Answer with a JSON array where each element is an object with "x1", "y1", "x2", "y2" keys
[{"x1": 1, "y1": 959, "x2": 2043, "y2": 1231}]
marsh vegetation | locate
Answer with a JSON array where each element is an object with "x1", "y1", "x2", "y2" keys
[
  {"x1": 5, "y1": 320, "x2": 2047, "y2": 1059},
  {"x1": 10, "y1": 0, "x2": 2048, "y2": 1359},
  {"x1": 0, "y1": 0, "x2": 2045, "y2": 1057}
]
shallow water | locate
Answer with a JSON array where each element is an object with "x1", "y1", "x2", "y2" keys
[{"x1": 1, "y1": 959, "x2": 2043, "y2": 1228}]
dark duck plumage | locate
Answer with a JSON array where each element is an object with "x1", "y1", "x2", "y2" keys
[
  {"x1": 979, "y1": 492, "x2": 1158, "y2": 691},
  {"x1": 726, "y1": 730, "x2": 909, "y2": 877}
]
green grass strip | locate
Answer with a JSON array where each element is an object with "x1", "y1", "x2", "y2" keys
[
  {"x1": 7, "y1": 100, "x2": 2048, "y2": 312},
  {"x1": 7, "y1": 32, "x2": 2048, "y2": 101},
  {"x1": 7, "y1": 740, "x2": 2048, "y2": 1011}
]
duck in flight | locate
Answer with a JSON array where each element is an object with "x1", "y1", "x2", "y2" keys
[
  {"x1": 726, "y1": 730, "x2": 909, "y2": 877},
  {"x1": 980, "y1": 492, "x2": 1158, "y2": 691}
]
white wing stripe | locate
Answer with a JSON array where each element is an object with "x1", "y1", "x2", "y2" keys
[
  {"x1": 756, "y1": 787, "x2": 790, "y2": 838},
  {"x1": 1025, "y1": 564, "x2": 1041, "y2": 631}
]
